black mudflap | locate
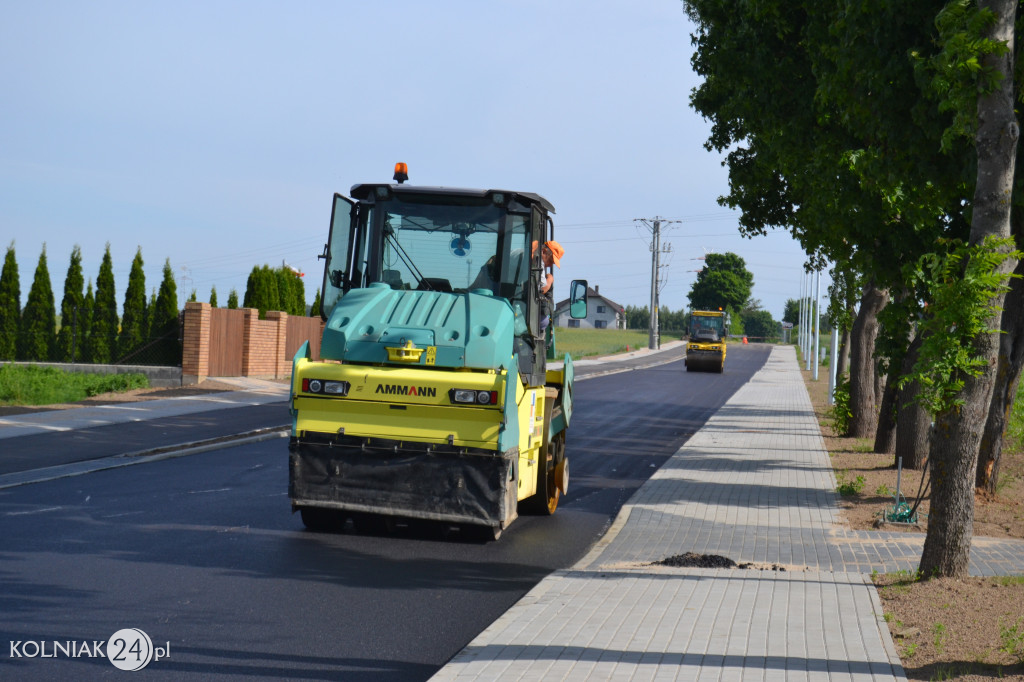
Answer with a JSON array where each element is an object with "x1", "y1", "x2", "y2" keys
[{"x1": 290, "y1": 434, "x2": 518, "y2": 527}]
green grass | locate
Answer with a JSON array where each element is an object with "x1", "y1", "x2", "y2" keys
[
  {"x1": 0, "y1": 365, "x2": 149, "y2": 406},
  {"x1": 1008, "y1": 387, "x2": 1024, "y2": 446},
  {"x1": 835, "y1": 470, "x2": 866, "y2": 496},
  {"x1": 553, "y1": 328, "x2": 660, "y2": 360},
  {"x1": 999, "y1": 616, "x2": 1024, "y2": 662},
  {"x1": 851, "y1": 438, "x2": 875, "y2": 453},
  {"x1": 992, "y1": 576, "x2": 1024, "y2": 587}
]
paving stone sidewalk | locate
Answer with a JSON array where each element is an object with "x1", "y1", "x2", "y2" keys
[{"x1": 431, "y1": 345, "x2": 1024, "y2": 681}]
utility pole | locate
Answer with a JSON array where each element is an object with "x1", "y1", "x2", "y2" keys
[{"x1": 635, "y1": 217, "x2": 678, "y2": 350}]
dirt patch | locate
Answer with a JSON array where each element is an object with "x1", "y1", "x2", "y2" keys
[
  {"x1": 802, "y1": 368, "x2": 1024, "y2": 540},
  {"x1": 875, "y1": 573, "x2": 1024, "y2": 681},
  {"x1": 802, "y1": 363, "x2": 1024, "y2": 681}
]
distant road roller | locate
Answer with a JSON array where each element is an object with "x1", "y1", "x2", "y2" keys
[{"x1": 684, "y1": 309, "x2": 728, "y2": 373}]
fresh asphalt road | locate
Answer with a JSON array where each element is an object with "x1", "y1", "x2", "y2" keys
[{"x1": 0, "y1": 345, "x2": 770, "y2": 681}]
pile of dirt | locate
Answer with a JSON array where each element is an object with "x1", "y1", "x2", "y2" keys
[
  {"x1": 655, "y1": 552, "x2": 738, "y2": 568},
  {"x1": 653, "y1": 552, "x2": 788, "y2": 571}
]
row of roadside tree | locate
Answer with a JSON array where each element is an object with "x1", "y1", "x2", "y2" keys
[
  {"x1": 0, "y1": 243, "x2": 181, "y2": 365},
  {"x1": 0, "y1": 242, "x2": 323, "y2": 365},
  {"x1": 683, "y1": 0, "x2": 1021, "y2": 578}
]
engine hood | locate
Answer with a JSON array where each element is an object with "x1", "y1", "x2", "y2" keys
[{"x1": 320, "y1": 283, "x2": 517, "y2": 370}]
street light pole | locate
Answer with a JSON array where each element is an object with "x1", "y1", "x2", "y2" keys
[
  {"x1": 801, "y1": 271, "x2": 808, "y2": 361},
  {"x1": 813, "y1": 269, "x2": 820, "y2": 380},
  {"x1": 829, "y1": 326, "x2": 839, "y2": 404}
]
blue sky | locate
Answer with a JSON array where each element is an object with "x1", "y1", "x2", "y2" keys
[{"x1": 0, "y1": 0, "x2": 825, "y2": 322}]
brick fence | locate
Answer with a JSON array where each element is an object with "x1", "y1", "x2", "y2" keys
[{"x1": 182, "y1": 302, "x2": 323, "y2": 384}]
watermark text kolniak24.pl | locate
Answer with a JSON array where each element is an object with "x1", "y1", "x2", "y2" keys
[{"x1": 10, "y1": 629, "x2": 168, "y2": 671}]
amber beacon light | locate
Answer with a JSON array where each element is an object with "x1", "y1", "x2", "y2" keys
[{"x1": 393, "y1": 162, "x2": 409, "y2": 184}]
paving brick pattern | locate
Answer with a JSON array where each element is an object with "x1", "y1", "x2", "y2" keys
[{"x1": 432, "y1": 346, "x2": 1024, "y2": 681}]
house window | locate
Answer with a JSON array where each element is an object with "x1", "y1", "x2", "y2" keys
[
  {"x1": 595, "y1": 320, "x2": 607, "y2": 329},
  {"x1": 596, "y1": 305, "x2": 606, "y2": 313},
  {"x1": 568, "y1": 319, "x2": 580, "y2": 328}
]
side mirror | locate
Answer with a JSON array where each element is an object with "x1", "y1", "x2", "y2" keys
[{"x1": 569, "y1": 279, "x2": 588, "y2": 319}]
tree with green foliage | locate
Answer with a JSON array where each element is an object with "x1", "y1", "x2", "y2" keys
[
  {"x1": 145, "y1": 289, "x2": 156, "y2": 338},
  {"x1": 782, "y1": 299, "x2": 800, "y2": 326},
  {"x1": 979, "y1": 245, "x2": 1024, "y2": 492},
  {"x1": 244, "y1": 265, "x2": 280, "y2": 318},
  {"x1": 741, "y1": 310, "x2": 777, "y2": 341},
  {"x1": 275, "y1": 267, "x2": 307, "y2": 316},
  {"x1": 683, "y1": 0, "x2": 964, "y2": 445},
  {"x1": 683, "y1": 0, "x2": 1020, "y2": 578},
  {"x1": 209, "y1": 286, "x2": 218, "y2": 308},
  {"x1": 961, "y1": 3, "x2": 1024, "y2": 494},
  {"x1": 227, "y1": 288, "x2": 239, "y2": 309},
  {"x1": 18, "y1": 246, "x2": 57, "y2": 361},
  {"x1": 85, "y1": 244, "x2": 118, "y2": 364},
  {"x1": 150, "y1": 259, "x2": 180, "y2": 365},
  {"x1": 118, "y1": 248, "x2": 147, "y2": 361},
  {"x1": 309, "y1": 288, "x2": 321, "y2": 317},
  {"x1": 624, "y1": 305, "x2": 649, "y2": 331},
  {"x1": 686, "y1": 252, "x2": 752, "y2": 313},
  {"x1": 0, "y1": 242, "x2": 20, "y2": 360},
  {"x1": 276, "y1": 268, "x2": 295, "y2": 315},
  {"x1": 56, "y1": 246, "x2": 85, "y2": 362},
  {"x1": 915, "y1": 0, "x2": 1019, "y2": 578},
  {"x1": 80, "y1": 279, "x2": 94, "y2": 361},
  {"x1": 290, "y1": 272, "x2": 307, "y2": 316},
  {"x1": 657, "y1": 306, "x2": 687, "y2": 334}
]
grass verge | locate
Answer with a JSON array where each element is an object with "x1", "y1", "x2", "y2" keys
[
  {"x1": 0, "y1": 364, "x2": 149, "y2": 406},
  {"x1": 554, "y1": 328, "x2": 673, "y2": 360}
]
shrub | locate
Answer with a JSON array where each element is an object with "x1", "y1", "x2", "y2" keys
[{"x1": 828, "y1": 375, "x2": 852, "y2": 436}]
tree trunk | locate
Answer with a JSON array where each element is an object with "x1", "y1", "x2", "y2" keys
[
  {"x1": 977, "y1": 231, "x2": 1024, "y2": 492},
  {"x1": 894, "y1": 331, "x2": 931, "y2": 470},
  {"x1": 874, "y1": 359, "x2": 899, "y2": 454},
  {"x1": 836, "y1": 318, "x2": 852, "y2": 380},
  {"x1": 873, "y1": 355, "x2": 888, "y2": 405},
  {"x1": 847, "y1": 281, "x2": 888, "y2": 438},
  {"x1": 920, "y1": 0, "x2": 1018, "y2": 579}
]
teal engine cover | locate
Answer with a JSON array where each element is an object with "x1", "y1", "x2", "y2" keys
[{"x1": 320, "y1": 283, "x2": 516, "y2": 370}]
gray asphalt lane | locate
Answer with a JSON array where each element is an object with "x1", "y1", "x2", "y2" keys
[
  {"x1": 0, "y1": 403, "x2": 290, "y2": 477},
  {"x1": 0, "y1": 345, "x2": 772, "y2": 680}
]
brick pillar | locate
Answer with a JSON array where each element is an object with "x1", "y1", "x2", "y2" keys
[
  {"x1": 241, "y1": 308, "x2": 260, "y2": 377},
  {"x1": 182, "y1": 301, "x2": 211, "y2": 385},
  {"x1": 265, "y1": 310, "x2": 289, "y2": 379}
]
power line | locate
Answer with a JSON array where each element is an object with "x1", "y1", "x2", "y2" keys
[{"x1": 558, "y1": 211, "x2": 739, "y2": 230}]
